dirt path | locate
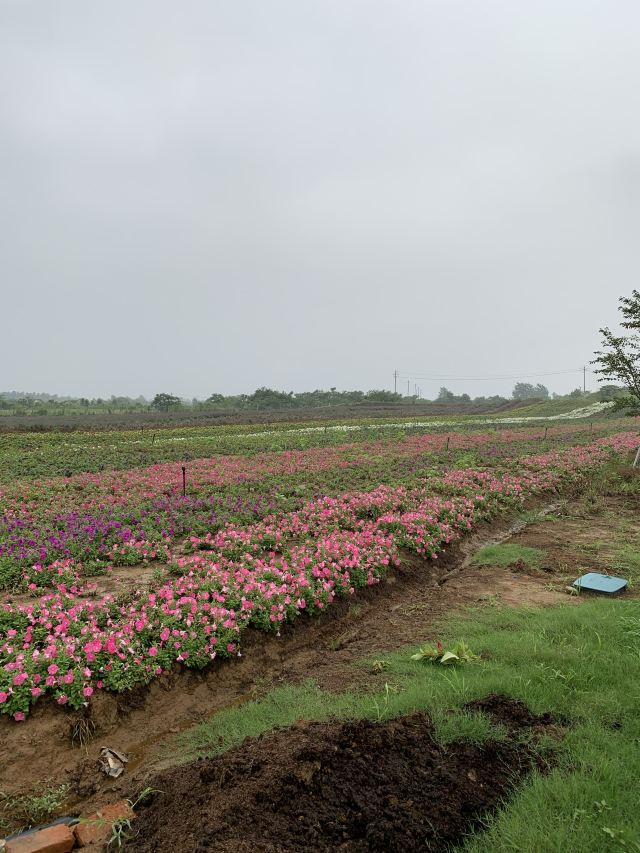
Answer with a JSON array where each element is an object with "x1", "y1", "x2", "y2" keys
[{"x1": 1, "y1": 489, "x2": 635, "y2": 825}]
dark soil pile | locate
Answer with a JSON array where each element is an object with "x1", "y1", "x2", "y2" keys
[
  {"x1": 129, "y1": 696, "x2": 555, "y2": 852},
  {"x1": 465, "y1": 693, "x2": 556, "y2": 731}
]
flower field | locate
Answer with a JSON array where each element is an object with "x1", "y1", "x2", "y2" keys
[{"x1": 0, "y1": 425, "x2": 637, "y2": 720}]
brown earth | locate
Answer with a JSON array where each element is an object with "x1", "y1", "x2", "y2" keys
[
  {"x1": 0, "y1": 486, "x2": 635, "y2": 837},
  {"x1": 129, "y1": 696, "x2": 555, "y2": 853}
]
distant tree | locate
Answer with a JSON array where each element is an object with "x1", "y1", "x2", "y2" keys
[
  {"x1": 592, "y1": 290, "x2": 640, "y2": 410},
  {"x1": 512, "y1": 382, "x2": 547, "y2": 400},
  {"x1": 512, "y1": 383, "x2": 533, "y2": 400},
  {"x1": 533, "y1": 383, "x2": 549, "y2": 399},
  {"x1": 568, "y1": 388, "x2": 583, "y2": 398},
  {"x1": 437, "y1": 386, "x2": 456, "y2": 402},
  {"x1": 364, "y1": 389, "x2": 402, "y2": 402},
  {"x1": 206, "y1": 393, "x2": 225, "y2": 404},
  {"x1": 247, "y1": 387, "x2": 293, "y2": 409},
  {"x1": 598, "y1": 384, "x2": 625, "y2": 402},
  {"x1": 460, "y1": 393, "x2": 471, "y2": 403},
  {"x1": 151, "y1": 392, "x2": 181, "y2": 412}
]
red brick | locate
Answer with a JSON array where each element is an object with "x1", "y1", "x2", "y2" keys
[
  {"x1": 73, "y1": 800, "x2": 135, "y2": 848},
  {"x1": 5, "y1": 823, "x2": 75, "y2": 853}
]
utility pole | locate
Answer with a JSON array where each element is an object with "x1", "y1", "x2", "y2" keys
[
  {"x1": 583, "y1": 366, "x2": 586, "y2": 393},
  {"x1": 407, "y1": 379, "x2": 410, "y2": 397},
  {"x1": 393, "y1": 370, "x2": 399, "y2": 394}
]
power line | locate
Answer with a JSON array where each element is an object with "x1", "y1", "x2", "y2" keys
[{"x1": 395, "y1": 367, "x2": 593, "y2": 382}]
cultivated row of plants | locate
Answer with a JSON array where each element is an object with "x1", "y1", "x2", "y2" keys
[
  {"x1": 0, "y1": 411, "x2": 617, "y2": 484},
  {"x1": 0, "y1": 430, "x2": 636, "y2": 720},
  {"x1": 0, "y1": 424, "x2": 617, "y2": 590}
]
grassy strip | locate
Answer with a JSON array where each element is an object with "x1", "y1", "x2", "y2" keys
[
  {"x1": 471, "y1": 543, "x2": 546, "y2": 568},
  {"x1": 175, "y1": 599, "x2": 640, "y2": 852}
]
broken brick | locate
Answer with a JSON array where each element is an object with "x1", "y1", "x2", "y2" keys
[
  {"x1": 73, "y1": 800, "x2": 134, "y2": 848},
  {"x1": 5, "y1": 823, "x2": 75, "y2": 853}
]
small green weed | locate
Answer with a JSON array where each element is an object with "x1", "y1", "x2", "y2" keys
[
  {"x1": 107, "y1": 816, "x2": 135, "y2": 850},
  {"x1": 411, "y1": 639, "x2": 479, "y2": 665},
  {"x1": 0, "y1": 783, "x2": 70, "y2": 834}
]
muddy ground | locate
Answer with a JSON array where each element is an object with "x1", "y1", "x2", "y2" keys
[{"x1": 0, "y1": 484, "x2": 637, "y2": 837}]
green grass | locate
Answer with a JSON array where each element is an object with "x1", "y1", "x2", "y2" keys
[
  {"x1": 610, "y1": 545, "x2": 640, "y2": 586},
  {"x1": 516, "y1": 508, "x2": 561, "y2": 525},
  {"x1": 506, "y1": 393, "x2": 602, "y2": 418},
  {"x1": 471, "y1": 543, "x2": 545, "y2": 568},
  {"x1": 176, "y1": 599, "x2": 640, "y2": 852},
  {"x1": 178, "y1": 681, "x2": 344, "y2": 759},
  {"x1": 575, "y1": 538, "x2": 640, "y2": 587},
  {"x1": 430, "y1": 707, "x2": 508, "y2": 746}
]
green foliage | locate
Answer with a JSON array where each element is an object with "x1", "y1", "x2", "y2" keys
[
  {"x1": 592, "y1": 290, "x2": 640, "y2": 410},
  {"x1": 151, "y1": 393, "x2": 182, "y2": 412},
  {"x1": 0, "y1": 556, "x2": 22, "y2": 591},
  {"x1": 513, "y1": 382, "x2": 550, "y2": 400},
  {"x1": 410, "y1": 639, "x2": 479, "y2": 664},
  {"x1": 437, "y1": 387, "x2": 476, "y2": 403},
  {"x1": 364, "y1": 389, "x2": 403, "y2": 402},
  {"x1": 107, "y1": 816, "x2": 136, "y2": 850},
  {"x1": 0, "y1": 783, "x2": 69, "y2": 834}
]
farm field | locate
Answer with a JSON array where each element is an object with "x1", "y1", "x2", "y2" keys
[
  {"x1": 0, "y1": 398, "x2": 528, "y2": 430},
  {"x1": 0, "y1": 414, "x2": 639, "y2": 850},
  {"x1": 0, "y1": 397, "x2": 611, "y2": 482}
]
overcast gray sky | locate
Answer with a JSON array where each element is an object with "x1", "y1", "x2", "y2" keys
[{"x1": 1, "y1": 1, "x2": 638, "y2": 400}]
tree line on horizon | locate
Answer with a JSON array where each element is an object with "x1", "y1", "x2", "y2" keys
[{"x1": 0, "y1": 384, "x2": 619, "y2": 417}]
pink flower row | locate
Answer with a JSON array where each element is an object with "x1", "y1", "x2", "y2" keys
[{"x1": 0, "y1": 431, "x2": 637, "y2": 721}]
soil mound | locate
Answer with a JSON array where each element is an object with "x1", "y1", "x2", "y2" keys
[
  {"x1": 130, "y1": 697, "x2": 554, "y2": 852},
  {"x1": 465, "y1": 693, "x2": 556, "y2": 730}
]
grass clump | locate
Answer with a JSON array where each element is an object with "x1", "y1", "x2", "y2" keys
[
  {"x1": 431, "y1": 708, "x2": 507, "y2": 746},
  {"x1": 472, "y1": 543, "x2": 545, "y2": 568}
]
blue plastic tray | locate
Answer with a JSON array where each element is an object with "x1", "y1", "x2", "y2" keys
[{"x1": 573, "y1": 572, "x2": 628, "y2": 594}]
